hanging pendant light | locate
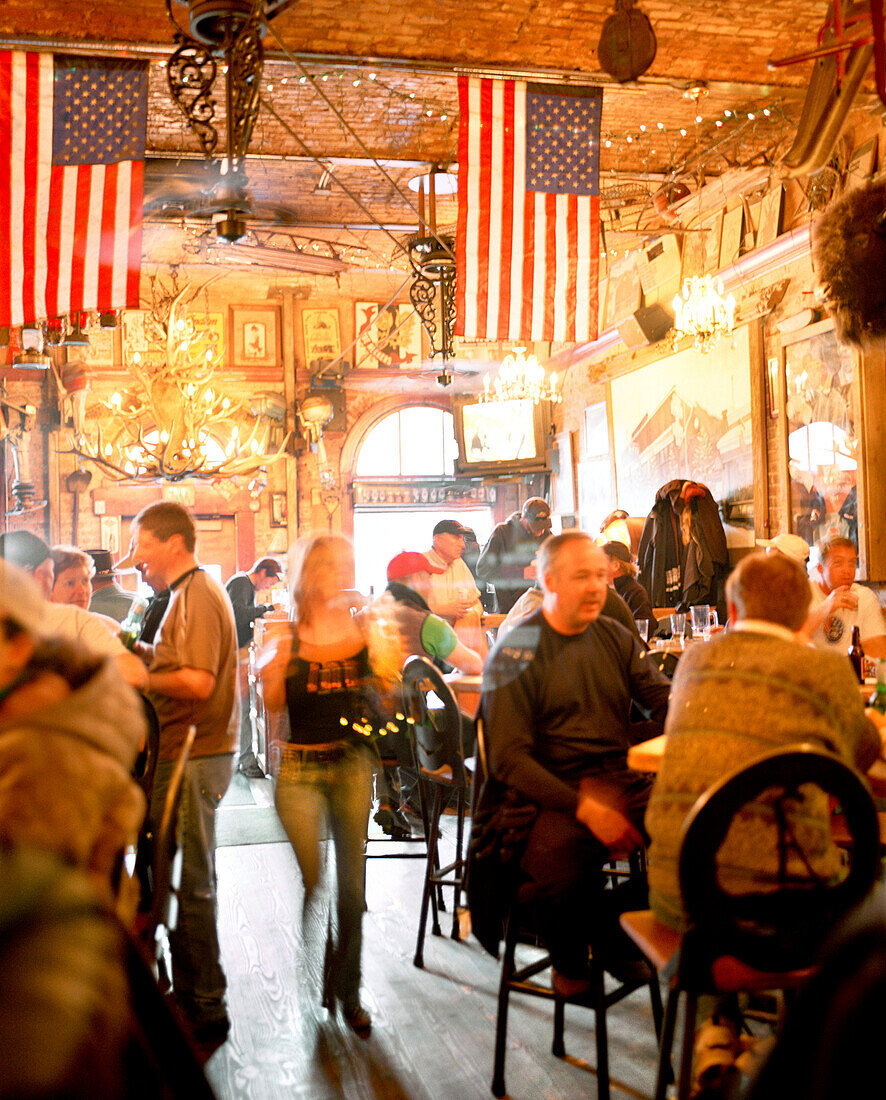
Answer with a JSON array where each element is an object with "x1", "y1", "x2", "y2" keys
[{"x1": 670, "y1": 85, "x2": 736, "y2": 354}]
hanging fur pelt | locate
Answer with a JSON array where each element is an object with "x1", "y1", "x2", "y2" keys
[{"x1": 811, "y1": 180, "x2": 886, "y2": 348}]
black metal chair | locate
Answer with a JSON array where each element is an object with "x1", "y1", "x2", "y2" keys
[
  {"x1": 133, "y1": 694, "x2": 161, "y2": 804},
  {"x1": 470, "y1": 718, "x2": 663, "y2": 1100},
  {"x1": 621, "y1": 742, "x2": 881, "y2": 1100},
  {"x1": 401, "y1": 655, "x2": 473, "y2": 967},
  {"x1": 139, "y1": 725, "x2": 197, "y2": 977}
]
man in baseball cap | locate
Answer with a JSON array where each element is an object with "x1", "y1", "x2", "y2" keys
[
  {"x1": 476, "y1": 497, "x2": 554, "y2": 613},
  {"x1": 756, "y1": 533, "x2": 810, "y2": 566},
  {"x1": 425, "y1": 520, "x2": 484, "y2": 628}
]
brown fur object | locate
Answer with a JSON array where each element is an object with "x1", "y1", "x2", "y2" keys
[{"x1": 811, "y1": 180, "x2": 886, "y2": 347}]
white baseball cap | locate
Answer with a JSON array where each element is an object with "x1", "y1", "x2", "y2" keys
[
  {"x1": 756, "y1": 533, "x2": 810, "y2": 564},
  {"x1": 0, "y1": 559, "x2": 49, "y2": 638}
]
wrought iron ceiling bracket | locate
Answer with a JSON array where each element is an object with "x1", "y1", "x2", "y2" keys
[{"x1": 408, "y1": 233, "x2": 457, "y2": 364}]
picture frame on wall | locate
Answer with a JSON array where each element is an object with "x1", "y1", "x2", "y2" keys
[
  {"x1": 719, "y1": 205, "x2": 744, "y2": 269},
  {"x1": 608, "y1": 325, "x2": 754, "y2": 543},
  {"x1": 269, "y1": 491, "x2": 287, "y2": 528},
  {"x1": 302, "y1": 307, "x2": 342, "y2": 373},
  {"x1": 229, "y1": 304, "x2": 282, "y2": 369},
  {"x1": 83, "y1": 320, "x2": 117, "y2": 367},
  {"x1": 354, "y1": 301, "x2": 423, "y2": 369},
  {"x1": 756, "y1": 185, "x2": 783, "y2": 250}
]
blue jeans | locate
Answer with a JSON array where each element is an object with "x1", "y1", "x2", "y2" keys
[
  {"x1": 274, "y1": 742, "x2": 374, "y2": 1010},
  {"x1": 150, "y1": 752, "x2": 234, "y2": 1025}
]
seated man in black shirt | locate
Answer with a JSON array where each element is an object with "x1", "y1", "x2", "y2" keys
[{"x1": 482, "y1": 531, "x2": 670, "y2": 995}]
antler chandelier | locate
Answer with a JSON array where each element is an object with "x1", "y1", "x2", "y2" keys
[{"x1": 65, "y1": 281, "x2": 289, "y2": 482}]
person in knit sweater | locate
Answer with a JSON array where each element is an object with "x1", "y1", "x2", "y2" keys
[{"x1": 645, "y1": 551, "x2": 883, "y2": 932}]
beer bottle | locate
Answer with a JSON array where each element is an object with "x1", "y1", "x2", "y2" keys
[
  {"x1": 119, "y1": 597, "x2": 148, "y2": 651},
  {"x1": 848, "y1": 625, "x2": 865, "y2": 683}
]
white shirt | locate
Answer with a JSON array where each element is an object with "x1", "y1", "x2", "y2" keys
[
  {"x1": 425, "y1": 548, "x2": 481, "y2": 621},
  {"x1": 42, "y1": 602, "x2": 127, "y2": 658},
  {"x1": 808, "y1": 581, "x2": 886, "y2": 650}
]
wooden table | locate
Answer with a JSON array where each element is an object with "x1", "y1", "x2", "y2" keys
[
  {"x1": 628, "y1": 731, "x2": 886, "y2": 802},
  {"x1": 444, "y1": 671, "x2": 484, "y2": 718},
  {"x1": 627, "y1": 734, "x2": 667, "y2": 774}
]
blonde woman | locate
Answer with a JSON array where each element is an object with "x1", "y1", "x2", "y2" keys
[{"x1": 259, "y1": 535, "x2": 375, "y2": 1035}]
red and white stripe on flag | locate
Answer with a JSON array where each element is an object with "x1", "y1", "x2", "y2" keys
[
  {"x1": 0, "y1": 51, "x2": 144, "y2": 328},
  {"x1": 455, "y1": 76, "x2": 601, "y2": 345}
]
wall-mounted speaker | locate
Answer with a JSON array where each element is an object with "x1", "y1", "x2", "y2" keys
[{"x1": 618, "y1": 304, "x2": 674, "y2": 348}]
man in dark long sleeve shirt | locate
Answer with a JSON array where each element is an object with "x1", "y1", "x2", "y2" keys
[
  {"x1": 482, "y1": 531, "x2": 670, "y2": 993},
  {"x1": 225, "y1": 557, "x2": 281, "y2": 776}
]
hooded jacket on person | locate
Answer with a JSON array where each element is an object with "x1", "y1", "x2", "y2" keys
[{"x1": 0, "y1": 652, "x2": 147, "y2": 882}]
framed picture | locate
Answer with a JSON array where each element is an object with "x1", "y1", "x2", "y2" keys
[
  {"x1": 780, "y1": 319, "x2": 860, "y2": 562},
  {"x1": 121, "y1": 309, "x2": 165, "y2": 367},
  {"x1": 269, "y1": 491, "x2": 287, "y2": 528},
  {"x1": 682, "y1": 210, "x2": 723, "y2": 280},
  {"x1": 187, "y1": 311, "x2": 225, "y2": 368},
  {"x1": 354, "y1": 302, "x2": 423, "y2": 369},
  {"x1": 756, "y1": 185, "x2": 783, "y2": 249},
  {"x1": 230, "y1": 304, "x2": 282, "y2": 369},
  {"x1": 603, "y1": 252, "x2": 642, "y2": 329},
  {"x1": 719, "y1": 205, "x2": 744, "y2": 269},
  {"x1": 608, "y1": 324, "x2": 754, "y2": 543},
  {"x1": 99, "y1": 515, "x2": 121, "y2": 556},
  {"x1": 302, "y1": 307, "x2": 342, "y2": 372},
  {"x1": 83, "y1": 321, "x2": 117, "y2": 367}
]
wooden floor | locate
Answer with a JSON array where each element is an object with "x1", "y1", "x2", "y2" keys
[{"x1": 204, "y1": 779, "x2": 664, "y2": 1100}]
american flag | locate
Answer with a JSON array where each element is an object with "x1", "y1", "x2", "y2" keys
[
  {"x1": 0, "y1": 51, "x2": 147, "y2": 328},
  {"x1": 456, "y1": 78, "x2": 602, "y2": 344}
]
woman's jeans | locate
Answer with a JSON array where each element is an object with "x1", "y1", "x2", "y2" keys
[{"x1": 275, "y1": 742, "x2": 374, "y2": 1010}]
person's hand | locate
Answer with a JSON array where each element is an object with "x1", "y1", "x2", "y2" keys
[
  {"x1": 523, "y1": 561, "x2": 537, "y2": 580},
  {"x1": 575, "y1": 778, "x2": 643, "y2": 856},
  {"x1": 826, "y1": 586, "x2": 858, "y2": 614}
]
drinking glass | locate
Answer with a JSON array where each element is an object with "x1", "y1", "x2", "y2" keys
[
  {"x1": 670, "y1": 612, "x2": 687, "y2": 644},
  {"x1": 636, "y1": 618, "x2": 650, "y2": 643},
  {"x1": 690, "y1": 604, "x2": 710, "y2": 638},
  {"x1": 706, "y1": 608, "x2": 719, "y2": 640}
]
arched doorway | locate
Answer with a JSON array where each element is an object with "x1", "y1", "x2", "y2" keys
[{"x1": 350, "y1": 404, "x2": 497, "y2": 595}]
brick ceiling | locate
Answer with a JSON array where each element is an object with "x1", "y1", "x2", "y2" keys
[{"x1": 1, "y1": 0, "x2": 878, "y2": 275}]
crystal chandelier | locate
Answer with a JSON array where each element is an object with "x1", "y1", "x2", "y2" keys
[
  {"x1": 671, "y1": 275, "x2": 736, "y2": 354},
  {"x1": 65, "y1": 283, "x2": 289, "y2": 482},
  {"x1": 480, "y1": 347, "x2": 561, "y2": 405},
  {"x1": 670, "y1": 83, "x2": 737, "y2": 355}
]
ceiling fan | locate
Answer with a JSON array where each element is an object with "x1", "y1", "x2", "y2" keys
[{"x1": 164, "y1": 1, "x2": 300, "y2": 242}]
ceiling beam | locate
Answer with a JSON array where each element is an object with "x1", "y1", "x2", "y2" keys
[{"x1": 1, "y1": 34, "x2": 810, "y2": 100}]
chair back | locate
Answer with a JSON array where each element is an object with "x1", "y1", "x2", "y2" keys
[
  {"x1": 146, "y1": 725, "x2": 197, "y2": 953},
  {"x1": 401, "y1": 655, "x2": 468, "y2": 786},
  {"x1": 678, "y1": 742, "x2": 880, "y2": 977},
  {"x1": 133, "y1": 694, "x2": 161, "y2": 803}
]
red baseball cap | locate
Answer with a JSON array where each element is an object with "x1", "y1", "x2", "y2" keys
[{"x1": 387, "y1": 551, "x2": 446, "y2": 582}]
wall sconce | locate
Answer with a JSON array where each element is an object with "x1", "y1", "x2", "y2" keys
[
  {"x1": 13, "y1": 326, "x2": 50, "y2": 369},
  {"x1": 297, "y1": 393, "x2": 335, "y2": 464}
]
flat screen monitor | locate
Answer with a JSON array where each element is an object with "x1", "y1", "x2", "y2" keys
[{"x1": 452, "y1": 395, "x2": 551, "y2": 477}]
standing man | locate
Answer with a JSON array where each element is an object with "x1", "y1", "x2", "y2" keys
[
  {"x1": 483, "y1": 532, "x2": 670, "y2": 995},
  {"x1": 804, "y1": 535, "x2": 886, "y2": 657},
  {"x1": 86, "y1": 548, "x2": 135, "y2": 623},
  {"x1": 477, "y1": 497, "x2": 553, "y2": 613},
  {"x1": 425, "y1": 519, "x2": 485, "y2": 653},
  {"x1": 130, "y1": 502, "x2": 237, "y2": 1051},
  {"x1": 225, "y1": 556, "x2": 282, "y2": 778}
]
